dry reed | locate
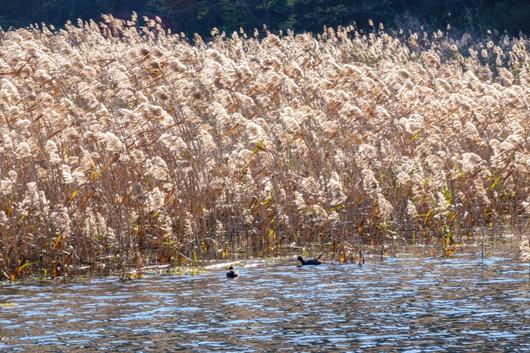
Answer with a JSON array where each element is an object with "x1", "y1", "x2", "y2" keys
[{"x1": 1, "y1": 15, "x2": 529, "y2": 279}]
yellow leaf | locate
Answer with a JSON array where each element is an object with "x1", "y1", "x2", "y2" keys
[
  {"x1": 16, "y1": 262, "x2": 34, "y2": 273},
  {"x1": 261, "y1": 193, "x2": 273, "y2": 207},
  {"x1": 444, "y1": 247, "x2": 455, "y2": 257},
  {"x1": 53, "y1": 234, "x2": 63, "y2": 250},
  {"x1": 410, "y1": 131, "x2": 421, "y2": 142},
  {"x1": 253, "y1": 140, "x2": 266, "y2": 153},
  {"x1": 268, "y1": 228, "x2": 276, "y2": 241},
  {"x1": 424, "y1": 209, "x2": 432, "y2": 225},
  {"x1": 67, "y1": 190, "x2": 78, "y2": 205},
  {"x1": 489, "y1": 175, "x2": 502, "y2": 190},
  {"x1": 89, "y1": 169, "x2": 101, "y2": 181}
]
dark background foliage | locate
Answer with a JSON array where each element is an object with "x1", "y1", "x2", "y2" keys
[{"x1": 0, "y1": 0, "x2": 529, "y2": 35}]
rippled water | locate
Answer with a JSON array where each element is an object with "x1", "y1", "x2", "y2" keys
[{"x1": 1, "y1": 251, "x2": 529, "y2": 352}]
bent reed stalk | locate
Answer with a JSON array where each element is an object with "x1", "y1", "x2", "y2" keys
[{"x1": 1, "y1": 14, "x2": 530, "y2": 279}]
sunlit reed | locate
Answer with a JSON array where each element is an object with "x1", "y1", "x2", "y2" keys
[{"x1": 0, "y1": 14, "x2": 529, "y2": 278}]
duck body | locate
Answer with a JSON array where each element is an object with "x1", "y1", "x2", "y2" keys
[
  {"x1": 226, "y1": 266, "x2": 238, "y2": 278},
  {"x1": 297, "y1": 256, "x2": 322, "y2": 266}
]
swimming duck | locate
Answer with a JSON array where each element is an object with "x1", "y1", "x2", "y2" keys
[
  {"x1": 297, "y1": 256, "x2": 322, "y2": 266},
  {"x1": 226, "y1": 266, "x2": 238, "y2": 278}
]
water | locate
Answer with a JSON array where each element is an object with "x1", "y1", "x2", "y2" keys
[{"x1": 1, "y1": 252, "x2": 529, "y2": 352}]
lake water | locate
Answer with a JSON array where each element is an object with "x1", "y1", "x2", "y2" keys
[{"x1": 1, "y1": 250, "x2": 529, "y2": 352}]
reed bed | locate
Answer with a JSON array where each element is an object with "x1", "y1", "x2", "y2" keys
[{"x1": 1, "y1": 15, "x2": 529, "y2": 279}]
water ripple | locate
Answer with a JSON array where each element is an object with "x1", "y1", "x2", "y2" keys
[{"x1": 1, "y1": 253, "x2": 529, "y2": 352}]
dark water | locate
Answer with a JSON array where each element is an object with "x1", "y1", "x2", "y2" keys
[{"x1": 1, "y1": 253, "x2": 529, "y2": 352}]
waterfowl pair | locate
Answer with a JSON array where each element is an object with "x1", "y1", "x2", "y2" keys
[{"x1": 227, "y1": 255, "x2": 322, "y2": 278}]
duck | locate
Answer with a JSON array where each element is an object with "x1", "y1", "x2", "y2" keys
[
  {"x1": 297, "y1": 255, "x2": 322, "y2": 266},
  {"x1": 226, "y1": 266, "x2": 238, "y2": 278}
]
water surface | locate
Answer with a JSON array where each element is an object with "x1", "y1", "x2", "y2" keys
[{"x1": 1, "y1": 252, "x2": 529, "y2": 352}]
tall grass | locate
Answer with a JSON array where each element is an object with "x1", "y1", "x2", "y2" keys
[{"x1": 1, "y1": 15, "x2": 529, "y2": 279}]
